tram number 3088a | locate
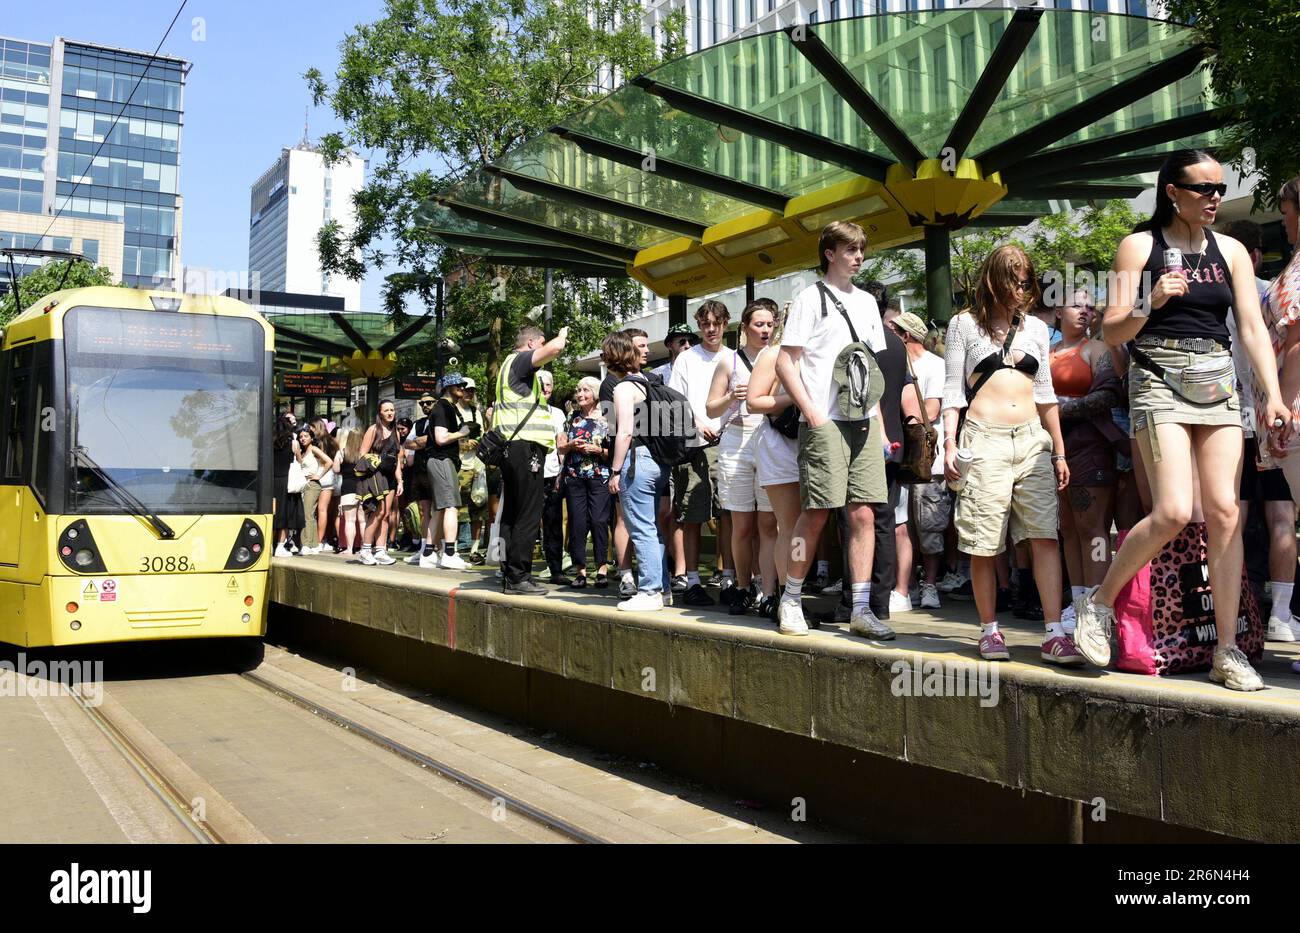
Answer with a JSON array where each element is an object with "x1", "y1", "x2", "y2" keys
[{"x1": 139, "y1": 556, "x2": 194, "y2": 573}]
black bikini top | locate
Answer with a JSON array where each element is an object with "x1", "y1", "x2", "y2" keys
[{"x1": 972, "y1": 349, "x2": 1039, "y2": 379}]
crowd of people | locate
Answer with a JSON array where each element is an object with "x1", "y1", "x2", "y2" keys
[{"x1": 271, "y1": 150, "x2": 1300, "y2": 694}]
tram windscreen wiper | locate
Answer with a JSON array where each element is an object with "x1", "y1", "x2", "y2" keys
[{"x1": 72, "y1": 447, "x2": 176, "y2": 540}]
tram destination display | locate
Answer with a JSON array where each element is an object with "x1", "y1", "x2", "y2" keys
[
  {"x1": 395, "y1": 375, "x2": 442, "y2": 398},
  {"x1": 278, "y1": 372, "x2": 351, "y2": 398}
]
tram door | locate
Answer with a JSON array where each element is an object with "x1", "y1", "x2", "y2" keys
[{"x1": 0, "y1": 346, "x2": 34, "y2": 568}]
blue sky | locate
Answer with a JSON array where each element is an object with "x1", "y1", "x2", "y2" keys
[{"x1": 9, "y1": 0, "x2": 395, "y2": 308}]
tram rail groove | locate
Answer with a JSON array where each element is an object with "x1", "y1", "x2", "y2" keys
[
  {"x1": 69, "y1": 685, "x2": 222, "y2": 844},
  {"x1": 240, "y1": 670, "x2": 609, "y2": 844}
]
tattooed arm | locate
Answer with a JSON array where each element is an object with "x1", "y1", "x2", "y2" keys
[{"x1": 1058, "y1": 344, "x2": 1120, "y2": 421}]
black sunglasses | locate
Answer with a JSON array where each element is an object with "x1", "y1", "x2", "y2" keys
[{"x1": 1174, "y1": 182, "x2": 1228, "y2": 197}]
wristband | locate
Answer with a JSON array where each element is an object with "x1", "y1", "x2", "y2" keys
[{"x1": 1051, "y1": 454, "x2": 1067, "y2": 463}]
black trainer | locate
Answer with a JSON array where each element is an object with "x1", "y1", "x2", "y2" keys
[
  {"x1": 505, "y1": 578, "x2": 548, "y2": 596},
  {"x1": 684, "y1": 584, "x2": 714, "y2": 606},
  {"x1": 728, "y1": 588, "x2": 755, "y2": 616},
  {"x1": 548, "y1": 572, "x2": 573, "y2": 586}
]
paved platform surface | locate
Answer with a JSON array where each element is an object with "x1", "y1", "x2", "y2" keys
[{"x1": 271, "y1": 551, "x2": 1300, "y2": 843}]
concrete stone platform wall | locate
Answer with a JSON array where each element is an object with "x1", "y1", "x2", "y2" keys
[{"x1": 269, "y1": 562, "x2": 1300, "y2": 842}]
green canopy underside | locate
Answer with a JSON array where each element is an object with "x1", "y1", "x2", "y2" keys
[{"x1": 425, "y1": 8, "x2": 1226, "y2": 272}]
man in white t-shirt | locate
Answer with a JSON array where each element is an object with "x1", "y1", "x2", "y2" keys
[
  {"x1": 892, "y1": 310, "x2": 950, "y2": 611},
  {"x1": 774, "y1": 221, "x2": 891, "y2": 639},
  {"x1": 668, "y1": 301, "x2": 732, "y2": 606}
]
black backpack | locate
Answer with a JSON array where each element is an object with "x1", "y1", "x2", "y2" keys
[{"x1": 627, "y1": 374, "x2": 696, "y2": 469}]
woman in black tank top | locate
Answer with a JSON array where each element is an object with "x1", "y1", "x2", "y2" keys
[{"x1": 1073, "y1": 150, "x2": 1289, "y2": 691}]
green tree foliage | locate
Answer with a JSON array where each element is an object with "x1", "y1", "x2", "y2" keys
[
  {"x1": 1164, "y1": 0, "x2": 1300, "y2": 209},
  {"x1": 306, "y1": 0, "x2": 685, "y2": 395},
  {"x1": 853, "y1": 200, "x2": 1139, "y2": 324},
  {"x1": 1, "y1": 261, "x2": 119, "y2": 327}
]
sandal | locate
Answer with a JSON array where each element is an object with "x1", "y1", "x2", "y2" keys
[
  {"x1": 570, "y1": 573, "x2": 588, "y2": 589},
  {"x1": 594, "y1": 572, "x2": 609, "y2": 589}
]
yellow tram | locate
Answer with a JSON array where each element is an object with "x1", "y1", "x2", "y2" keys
[{"x1": 0, "y1": 287, "x2": 273, "y2": 647}]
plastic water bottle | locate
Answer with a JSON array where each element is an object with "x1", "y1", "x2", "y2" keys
[{"x1": 947, "y1": 448, "x2": 974, "y2": 493}]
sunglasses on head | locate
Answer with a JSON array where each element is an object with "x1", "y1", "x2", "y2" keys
[{"x1": 1174, "y1": 181, "x2": 1228, "y2": 197}]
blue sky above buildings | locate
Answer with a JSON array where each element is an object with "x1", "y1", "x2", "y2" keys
[{"x1": 7, "y1": 0, "x2": 394, "y2": 309}]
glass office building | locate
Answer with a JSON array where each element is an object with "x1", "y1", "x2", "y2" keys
[{"x1": 0, "y1": 35, "x2": 188, "y2": 289}]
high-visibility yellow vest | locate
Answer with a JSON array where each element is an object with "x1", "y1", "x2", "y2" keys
[{"x1": 492, "y1": 351, "x2": 556, "y2": 450}]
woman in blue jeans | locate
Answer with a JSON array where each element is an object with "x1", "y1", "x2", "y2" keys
[{"x1": 604, "y1": 332, "x2": 672, "y2": 611}]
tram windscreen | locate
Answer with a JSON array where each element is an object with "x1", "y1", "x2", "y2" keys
[{"x1": 64, "y1": 306, "x2": 265, "y2": 513}]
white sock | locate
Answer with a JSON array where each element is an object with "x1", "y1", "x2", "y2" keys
[
  {"x1": 1045, "y1": 622, "x2": 1065, "y2": 639},
  {"x1": 1071, "y1": 585, "x2": 1086, "y2": 601},
  {"x1": 721, "y1": 570, "x2": 735, "y2": 585},
  {"x1": 816, "y1": 560, "x2": 829, "y2": 576},
  {"x1": 782, "y1": 576, "x2": 804, "y2": 606},
  {"x1": 687, "y1": 571, "x2": 701, "y2": 586},
  {"x1": 851, "y1": 582, "x2": 871, "y2": 614},
  {"x1": 981, "y1": 621, "x2": 1000, "y2": 636},
  {"x1": 1272, "y1": 582, "x2": 1294, "y2": 620},
  {"x1": 622, "y1": 569, "x2": 634, "y2": 584}
]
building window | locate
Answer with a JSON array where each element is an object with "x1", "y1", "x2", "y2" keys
[
  {"x1": 694, "y1": 0, "x2": 702, "y2": 49},
  {"x1": 731, "y1": 0, "x2": 738, "y2": 32},
  {"x1": 81, "y1": 238, "x2": 98, "y2": 264},
  {"x1": 748, "y1": 0, "x2": 756, "y2": 23},
  {"x1": 830, "y1": 0, "x2": 840, "y2": 19}
]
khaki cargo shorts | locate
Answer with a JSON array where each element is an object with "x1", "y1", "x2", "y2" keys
[
  {"x1": 797, "y1": 417, "x2": 887, "y2": 510},
  {"x1": 954, "y1": 417, "x2": 1058, "y2": 557}
]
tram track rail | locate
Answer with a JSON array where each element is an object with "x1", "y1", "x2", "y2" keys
[
  {"x1": 239, "y1": 670, "x2": 609, "y2": 844},
  {"x1": 69, "y1": 685, "x2": 224, "y2": 844}
]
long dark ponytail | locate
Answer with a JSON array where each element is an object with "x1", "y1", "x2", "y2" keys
[{"x1": 1133, "y1": 149, "x2": 1218, "y2": 233}]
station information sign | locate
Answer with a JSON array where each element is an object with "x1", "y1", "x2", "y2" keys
[
  {"x1": 278, "y1": 372, "x2": 352, "y2": 398},
  {"x1": 395, "y1": 376, "x2": 442, "y2": 399}
]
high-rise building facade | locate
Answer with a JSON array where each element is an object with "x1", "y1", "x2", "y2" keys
[
  {"x1": 247, "y1": 144, "x2": 366, "y2": 311},
  {"x1": 0, "y1": 35, "x2": 188, "y2": 290}
]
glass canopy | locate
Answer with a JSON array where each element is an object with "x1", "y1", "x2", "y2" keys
[{"x1": 421, "y1": 8, "x2": 1226, "y2": 298}]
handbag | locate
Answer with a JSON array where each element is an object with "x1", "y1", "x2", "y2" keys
[
  {"x1": 818, "y1": 282, "x2": 884, "y2": 420},
  {"x1": 1131, "y1": 345, "x2": 1234, "y2": 405},
  {"x1": 286, "y1": 459, "x2": 306, "y2": 494},
  {"x1": 897, "y1": 352, "x2": 938, "y2": 485},
  {"x1": 479, "y1": 361, "x2": 542, "y2": 467},
  {"x1": 768, "y1": 405, "x2": 801, "y2": 440}
]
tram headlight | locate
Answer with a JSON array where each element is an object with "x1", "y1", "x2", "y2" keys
[
  {"x1": 224, "y1": 518, "x2": 266, "y2": 570},
  {"x1": 57, "y1": 520, "x2": 106, "y2": 574}
]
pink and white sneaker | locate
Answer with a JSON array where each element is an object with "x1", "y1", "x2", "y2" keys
[
  {"x1": 1041, "y1": 634, "x2": 1085, "y2": 667},
  {"x1": 979, "y1": 629, "x2": 1010, "y2": 661}
]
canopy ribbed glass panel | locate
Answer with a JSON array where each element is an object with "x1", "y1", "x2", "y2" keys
[{"x1": 422, "y1": 8, "x2": 1228, "y2": 298}]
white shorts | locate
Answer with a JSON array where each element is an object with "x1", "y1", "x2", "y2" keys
[
  {"x1": 895, "y1": 483, "x2": 909, "y2": 527},
  {"x1": 756, "y1": 419, "x2": 799, "y2": 488},
  {"x1": 717, "y1": 427, "x2": 771, "y2": 512}
]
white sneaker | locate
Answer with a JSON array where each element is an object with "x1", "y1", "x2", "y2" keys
[
  {"x1": 849, "y1": 609, "x2": 896, "y2": 640},
  {"x1": 358, "y1": 549, "x2": 377, "y2": 565},
  {"x1": 889, "y1": 590, "x2": 913, "y2": 614},
  {"x1": 300, "y1": 546, "x2": 319, "y2": 555},
  {"x1": 274, "y1": 543, "x2": 292, "y2": 558},
  {"x1": 373, "y1": 550, "x2": 396, "y2": 566},
  {"x1": 919, "y1": 583, "x2": 941, "y2": 610},
  {"x1": 617, "y1": 592, "x2": 663, "y2": 612},
  {"x1": 1060, "y1": 603, "x2": 1077, "y2": 637},
  {"x1": 405, "y1": 551, "x2": 424, "y2": 565},
  {"x1": 777, "y1": 600, "x2": 809, "y2": 636},
  {"x1": 937, "y1": 571, "x2": 967, "y2": 593},
  {"x1": 1210, "y1": 646, "x2": 1265, "y2": 691},
  {"x1": 1073, "y1": 587, "x2": 1113, "y2": 667},
  {"x1": 440, "y1": 553, "x2": 470, "y2": 571},
  {"x1": 821, "y1": 578, "x2": 843, "y2": 595},
  {"x1": 418, "y1": 552, "x2": 440, "y2": 569},
  {"x1": 1266, "y1": 615, "x2": 1299, "y2": 642}
]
